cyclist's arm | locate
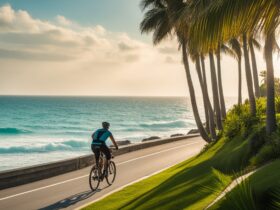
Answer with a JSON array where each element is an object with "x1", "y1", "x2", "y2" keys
[
  {"x1": 109, "y1": 135, "x2": 118, "y2": 150},
  {"x1": 91, "y1": 132, "x2": 95, "y2": 140}
]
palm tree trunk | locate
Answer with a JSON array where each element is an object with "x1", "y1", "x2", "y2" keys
[
  {"x1": 238, "y1": 58, "x2": 242, "y2": 105},
  {"x1": 216, "y1": 47, "x2": 226, "y2": 119},
  {"x1": 209, "y1": 52, "x2": 223, "y2": 130},
  {"x1": 242, "y1": 34, "x2": 256, "y2": 115},
  {"x1": 249, "y1": 38, "x2": 260, "y2": 98},
  {"x1": 201, "y1": 55, "x2": 217, "y2": 140},
  {"x1": 264, "y1": 34, "x2": 277, "y2": 134},
  {"x1": 195, "y1": 56, "x2": 217, "y2": 140},
  {"x1": 200, "y1": 55, "x2": 210, "y2": 132},
  {"x1": 200, "y1": 55, "x2": 208, "y2": 90},
  {"x1": 182, "y1": 41, "x2": 211, "y2": 143},
  {"x1": 195, "y1": 56, "x2": 209, "y2": 133}
]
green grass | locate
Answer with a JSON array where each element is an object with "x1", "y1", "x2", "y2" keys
[
  {"x1": 84, "y1": 100, "x2": 280, "y2": 210},
  {"x1": 83, "y1": 135, "x2": 252, "y2": 210},
  {"x1": 210, "y1": 159, "x2": 280, "y2": 210}
]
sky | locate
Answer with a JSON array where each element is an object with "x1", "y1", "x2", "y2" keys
[{"x1": 0, "y1": 0, "x2": 279, "y2": 97}]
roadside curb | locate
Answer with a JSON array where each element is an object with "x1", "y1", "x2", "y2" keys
[{"x1": 205, "y1": 169, "x2": 259, "y2": 209}]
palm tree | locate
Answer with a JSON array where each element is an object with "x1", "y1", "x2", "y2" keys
[
  {"x1": 199, "y1": 55, "x2": 210, "y2": 133},
  {"x1": 228, "y1": 38, "x2": 243, "y2": 105},
  {"x1": 193, "y1": 53, "x2": 217, "y2": 139},
  {"x1": 249, "y1": 37, "x2": 261, "y2": 98},
  {"x1": 216, "y1": 44, "x2": 226, "y2": 120},
  {"x1": 188, "y1": 0, "x2": 278, "y2": 134},
  {"x1": 209, "y1": 51, "x2": 223, "y2": 130},
  {"x1": 200, "y1": 54, "x2": 217, "y2": 138},
  {"x1": 140, "y1": 0, "x2": 211, "y2": 142},
  {"x1": 190, "y1": 53, "x2": 209, "y2": 133},
  {"x1": 242, "y1": 33, "x2": 257, "y2": 115},
  {"x1": 264, "y1": 31, "x2": 277, "y2": 134},
  {"x1": 216, "y1": 43, "x2": 234, "y2": 118}
]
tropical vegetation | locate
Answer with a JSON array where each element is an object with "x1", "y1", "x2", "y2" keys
[
  {"x1": 84, "y1": 0, "x2": 280, "y2": 209},
  {"x1": 140, "y1": 0, "x2": 279, "y2": 140},
  {"x1": 84, "y1": 100, "x2": 280, "y2": 209},
  {"x1": 260, "y1": 70, "x2": 280, "y2": 97}
]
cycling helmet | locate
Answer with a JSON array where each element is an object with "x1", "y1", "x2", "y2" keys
[{"x1": 102, "y1": 121, "x2": 110, "y2": 129}]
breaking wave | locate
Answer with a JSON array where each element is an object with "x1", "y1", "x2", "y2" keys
[
  {"x1": 139, "y1": 120, "x2": 187, "y2": 128},
  {"x1": 0, "y1": 140, "x2": 90, "y2": 154},
  {"x1": 0, "y1": 128, "x2": 31, "y2": 135}
]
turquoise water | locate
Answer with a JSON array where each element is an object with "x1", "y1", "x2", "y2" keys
[{"x1": 0, "y1": 96, "x2": 234, "y2": 171}]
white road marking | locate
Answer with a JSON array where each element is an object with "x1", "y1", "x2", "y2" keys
[
  {"x1": 117, "y1": 141, "x2": 199, "y2": 165},
  {"x1": 76, "y1": 159, "x2": 189, "y2": 210},
  {"x1": 0, "y1": 141, "x2": 201, "y2": 201}
]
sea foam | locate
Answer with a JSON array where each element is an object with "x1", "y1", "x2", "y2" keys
[
  {"x1": 0, "y1": 140, "x2": 90, "y2": 153},
  {"x1": 0, "y1": 127, "x2": 31, "y2": 135}
]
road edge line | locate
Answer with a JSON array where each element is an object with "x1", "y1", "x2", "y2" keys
[{"x1": 75, "y1": 150, "x2": 201, "y2": 210}]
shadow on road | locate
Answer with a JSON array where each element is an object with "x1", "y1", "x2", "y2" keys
[{"x1": 39, "y1": 187, "x2": 106, "y2": 210}]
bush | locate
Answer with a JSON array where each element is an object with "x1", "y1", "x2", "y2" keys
[
  {"x1": 223, "y1": 112, "x2": 243, "y2": 139},
  {"x1": 275, "y1": 97, "x2": 280, "y2": 113},
  {"x1": 255, "y1": 97, "x2": 280, "y2": 114},
  {"x1": 248, "y1": 125, "x2": 266, "y2": 155},
  {"x1": 256, "y1": 97, "x2": 266, "y2": 116},
  {"x1": 219, "y1": 179, "x2": 257, "y2": 210},
  {"x1": 223, "y1": 103, "x2": 260, "y2": 139},
  {"x1": 251, "y1": 137, "x2": 280, "y2": 166}
]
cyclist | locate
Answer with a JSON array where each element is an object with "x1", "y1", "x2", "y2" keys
[{"x1": 91, "y1": 122, "x2": 118, "y2": 176}]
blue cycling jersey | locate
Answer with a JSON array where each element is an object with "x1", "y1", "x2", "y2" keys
[{"x1": 92, "y1": 128, "x2": 112, "y2": 144}]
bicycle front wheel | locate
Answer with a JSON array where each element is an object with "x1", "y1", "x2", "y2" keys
[
  {"x1": 106, "y1": 161, "x2": 116, "y2": 185},
  {"x1": 89, "y1": 165, "x2": 100, "y2": 191}
]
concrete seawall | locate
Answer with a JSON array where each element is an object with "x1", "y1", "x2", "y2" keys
[{"x1": 0, "y1": 134, "x2": 199, "y2": 190}]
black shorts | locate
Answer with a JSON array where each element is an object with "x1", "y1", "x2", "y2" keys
[{"x1": 91, "y1": 143, "x2": 111, "y2": 162}]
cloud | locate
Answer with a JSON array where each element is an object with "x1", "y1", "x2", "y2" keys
[
  {"x1": 118, "y1": 42, "x2": 136, "y2": 51},
  {"x1": 125, "y1": 54, "x2": 139, "y2": 62},
  {"x1": 0, "y1": 5, "x2": 14, "y2": 25},
  {"x1": 0, "y1": 5, "x2": 193, "y2": 97},
  {"x1": 165, "y1": 56, "x2": 176, "y2": 63},
  {"x1": 158, "y1": 47, "x2": 179, "y2": 55},
  {"x1": 56, "y1": 15, "x2": 72, "y2": 26},
  {"x1": 0, "y1": 5, "x2": 156, "y2": 63},
  {"x1": 0, "y1": 48, "x2": 74, "y2": 61}
]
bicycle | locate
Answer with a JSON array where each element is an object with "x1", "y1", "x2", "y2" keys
[{"x1": 89, "y1": 149, "x2": 117, "y2": 191}]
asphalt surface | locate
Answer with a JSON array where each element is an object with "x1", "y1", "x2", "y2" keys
[{"x1": 0, "y1": 136, "x2": 205, "y2": 210}]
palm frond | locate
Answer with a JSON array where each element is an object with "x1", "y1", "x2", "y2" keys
[
  {"x1": 228, "y1": 38, "x2": 242, "y2": 60},
  {"x1": 251, "y1": 37, "x2": 262, "y2": 50},
  {"x1": 140, "y1": 5, "x2": 172, "y2": 45},
  {"x1": 187, "y1": 0, "x2": 266, "y2": 52},
  {"x1": 220, "y1": 43, "x2": 235, "y2": 58},
  {"x1": 140, "y1": 0, "x2": 165, "y2": 11}
]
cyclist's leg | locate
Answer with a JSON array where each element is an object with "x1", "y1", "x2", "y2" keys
[
  {"x1": 100, "y1": 144, "x2": 111, "y2": 174},
  {"x1": 91, "y1": 144, "x2": 100, "y2": 168}
]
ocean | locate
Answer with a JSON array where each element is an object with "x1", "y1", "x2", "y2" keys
[{"x1": 0, "y1": 96, "x2": 235, "y2": 171}]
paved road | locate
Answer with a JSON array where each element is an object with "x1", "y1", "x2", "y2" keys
[{"x1": 0, "y1": 137, "x2": 205, "y2": 210}]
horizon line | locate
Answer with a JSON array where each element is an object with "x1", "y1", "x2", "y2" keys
[{"x1": 0, "y1": 94, "x2": 238, "y2": 98}]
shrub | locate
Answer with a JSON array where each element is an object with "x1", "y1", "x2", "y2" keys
[
  {"x1": 223, "y1": 103, "x2": 260, "y2": 139},
  {"x1": 248, "y1": 125, "x2": 266, "y2": 155},
  {"x1": 275, "y1": 97, "x2": 280, "y2": 113},
  {"x1": 260, "y1": 186, "x2": 280, "y2": 210},
  {"x1": 223, "y1": 112, "x2": 242, "y2": 139},
  {"x1": 217, "y1": 179, "x2": 257, "y2": 210},
  {"x1": 251, "y1": 137, "x2": 280, "y2": 166},
  {"x1": 256, "y1": 97, "x2": 266, "y2": 116}
]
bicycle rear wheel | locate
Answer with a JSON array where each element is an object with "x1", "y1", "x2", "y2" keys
[
  {"x1": 89, "y1": 165, "x2": 100, "y2": 191},
  {"x1": 106, "y1": 161, "x2": 116, "y2": 185}
]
